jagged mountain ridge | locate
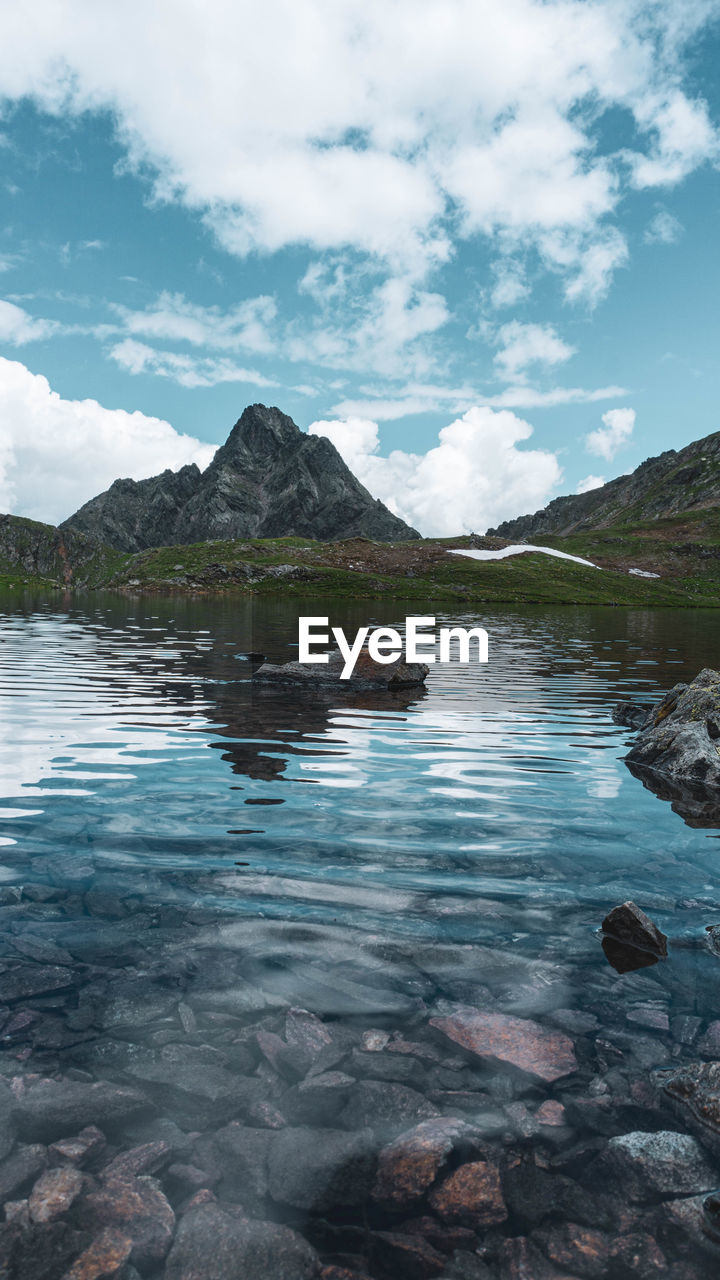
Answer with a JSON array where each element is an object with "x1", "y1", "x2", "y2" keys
[
  {"x1": 488, "y1": 429, "x2": 720, "y2": 539},
  {"x1": 62, "y1": 404, "x2": 418, "y2": 551}
]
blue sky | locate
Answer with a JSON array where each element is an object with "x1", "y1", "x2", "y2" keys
[{"x1": 1, "y1": 1, "x2": 720, "y2": 534}]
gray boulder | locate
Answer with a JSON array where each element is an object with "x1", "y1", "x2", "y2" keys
[
  {"x1": 255, "y1": 648, "x2": 429, "y2": 691},
  {"x1": 622, "y1": 669, "x2": 720, "y2": 790}
]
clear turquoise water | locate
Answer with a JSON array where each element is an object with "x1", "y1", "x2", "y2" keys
[{"x1": 0, "y1": 594, "x2": 718, "y2": 977}]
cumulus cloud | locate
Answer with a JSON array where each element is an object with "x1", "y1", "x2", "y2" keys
[
  {"x1": 493, "y1": 321, "x2": 575, "y2": 382},
  {"x1": 585, "y1": 406, "x2": 636, "y2": 460},
  {"x1": 576, "y1": 474, "x2": 606, "y2": 493},
  {"x1": 0, "y1": 0, "x2": 714, "y2": 297},
  {"x1": 0, "y1": 298, "x2": 58, "y2": 344},
  {"x1": 0, "y1": 357, "x2": 217, "y2": 523},
  {"x1": 309, "y1": 406, "x2": 562, "y2": 535}
]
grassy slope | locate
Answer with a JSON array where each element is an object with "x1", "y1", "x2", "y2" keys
[
  {"x1": 99, "y1": 528, "x2": 716, "y2": 606},
  {"x1": 2, "y1": 509, "x2": 718, "y2": 606}
]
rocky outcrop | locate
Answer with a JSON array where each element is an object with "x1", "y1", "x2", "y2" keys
[
  {"x1": 0, "y1": 514, "x2": 117, "y2": 586},
  {"x1": 619, "y1": 669, "x2": 720, "y2": 792},
  {"x1": 488, "y1": 428, "x2": 720, "y2": 538},
  {"x1": 63, "y1": 404, "x2": 419, "y2": 551},
  {"x1": 254, "y1": 649, "x2": 429, "y2": 690}
]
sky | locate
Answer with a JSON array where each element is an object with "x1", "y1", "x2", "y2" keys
[{"x1": 1, "y1": 1, "x2": 720, "y2": 535}]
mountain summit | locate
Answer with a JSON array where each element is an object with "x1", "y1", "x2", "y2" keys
[
  {"x1": 488, "y1": 429, "x2": 720, "y2": 539},
  {"x1": 62, "y1": 404, "x2": 418, "y2": 550}
]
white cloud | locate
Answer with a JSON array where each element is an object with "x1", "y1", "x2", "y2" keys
[
  {"x1": 332, "y1": 381, "x2": 628, "y2": 420},
  {"x1": 630, "y1": 90, "x2": 718, "y2": 188},
  {"x1": 489, "y1": 263, "x2": 530, "y2": 308},
  {"x1": 493, "y1": 321, "x2": 575, "y2": 382},
  {"x1": 644, "y1": 209, "x2": 683, "y2": 244},
  {"x1": 585, "y1": 406, "x2": 635, "y2": 460},
  {"x1": 287, "y1": 275, "x2": 449, "y2": 377},
  {"x1": 0, "y1": 298, "x2": 58, "y2": 344},
  {"x1": 114, "y1": 292, "x2": 276, "y2": 354},
  {"x1": 576, "y1": 473, "x2": 606, "y2": 493},
  {"x1": 109, "y1": 339, "x2": 277, "y2": 389},
  {"x1": 0, "y1": 357, "x2": 217, "y2": 523},
  {"x1": 0, "y1": 0, "x2": 713, "y2": 295},
  {"x1": 309, "y1": 406, "x2": 562, "y2": 535}
]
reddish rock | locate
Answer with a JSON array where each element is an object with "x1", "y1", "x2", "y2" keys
[
  {"x1": 61, "y1": 1227, "x2": 133, "y2": 1280},
  {"x1": 49, "y1": 1127, "x2": 106, "y2": 1168},
  {"x1": 29, "y1": 1165, "x2": 84, "y2": 1223},
  {"x1": 430, "y1": 1008, "x2": 577, "y2": 1083},
  {"x1": 429, "y1": 1160, "x2": 507, "y2": 1227},
  {"x1": 609, "y1": 1232, "x2": 667, "y2": 1276},
  {"x1": 100, "y1": 1140, "x2": 171, "y2": 1181},
  {"x1": 285, "y1": 1007, "x2": 333, "y2": 1056},
  {"x1": 372, "y1": 1118, "x2": 469, "y2": 1207},
  {"x1": 539, "y1": 1222, "x2": 611, "y2": 1278},
  {"x1": 535, "y1": 1100, "x2": 566, "y2": 1127},
  {"x1": 84, "y1": 1173, "x2": 175, "y2": 1268}
]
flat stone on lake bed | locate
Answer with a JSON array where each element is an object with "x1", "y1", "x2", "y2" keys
[{"x1": 430, "y1": 1008, "x2": 577, "y2": 1082}]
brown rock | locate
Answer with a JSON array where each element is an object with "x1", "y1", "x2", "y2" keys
[
  {"x1": 100, "y1": 1140, "x2": 171, "y2": 1181},
  {"x1": 84, "y1": 1173, "x2": 175, "y2": 1268},
  {"x1": 49, "y1": 1127, "x2": 106, "y2": 1168},
  {"x1": 429, "y1": 1160, "x2": 507, "y2": 1227},
  {"x1": 29, "y1": 1165, "x2": 84, "y2": 1223},
  {"x1": 61, "y1": 1227, "x2": 133, "y2": 1280},
  {"x1": 430, "y1": 1008, "x2": 577, "y2": 1083},
  {"x1": 609, "y1": 1232, "x2": 667, "y2": 1276},
  {"x1": 372, "y1": 1117, "x2": 469, "y2": 1207},
  {"x1": 539, "y1": 1222, "x2": 610, "y2": 1278},
  {"x1": 535, "y1": 1100, "x2": 566, "y2": 1127}
]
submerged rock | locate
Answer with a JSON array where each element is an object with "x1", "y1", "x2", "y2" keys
[
  {"x1": 372, "y1": 1118, "x2": 470, "y2": 1208},
  {"x1": 255, "y1": 648, "x2": 429, "y2": 690},
  {"x1": 601, "y1": 901, "x2": 668, "y2": 958},
  {"x1": 165, "y1": 1201, "x2": 319, "y2": 1280},
  {"x1": 16, "y1": 1078, "x2": 150, "y2": 1142},
  {"x1": 661, "y1": 1060, "x2": 720, "y2": 1156},
  {"x1": 428, "y1": 1160, "x2": 507, "y2": 1227},
  {"x1": 430, "y1": 1008, "x2": 577, "y2": 1083},
  {"x1": 602, "y1": 1130, "x2": 718, "y2": 1201},
  {"x1": 622, "y1": 668, "x2": 720, "y2": 790}
]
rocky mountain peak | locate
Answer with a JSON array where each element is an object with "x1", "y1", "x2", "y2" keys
[{"x1": 62, "y1": 404, "x2": 419, "y2": 551}]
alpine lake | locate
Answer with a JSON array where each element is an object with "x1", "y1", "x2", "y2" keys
[{"x1": 1, "y1": 590, "x2": 720, "y2": 1279}]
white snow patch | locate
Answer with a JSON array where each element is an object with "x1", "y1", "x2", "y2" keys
[
  {"x1": 450, "y1": 545, "x2": 600, "y2": 569},
  {"x1": 628, "y1": 568, "x2": 660, "y2": 579}
]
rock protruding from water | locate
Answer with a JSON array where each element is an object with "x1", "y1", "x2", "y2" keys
[
  {"x1": 601, "y1": 901, "x2": 668, "y2": 959},
  {"x1": 620, "y1": 669, "x2": 720, "y2": 791},
  {"x1": 63, "y1": 403, "x2": 419, "y2": 551},
  {"x1": 254, "y1": 649, "x2": 429, "y2": 691}
]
